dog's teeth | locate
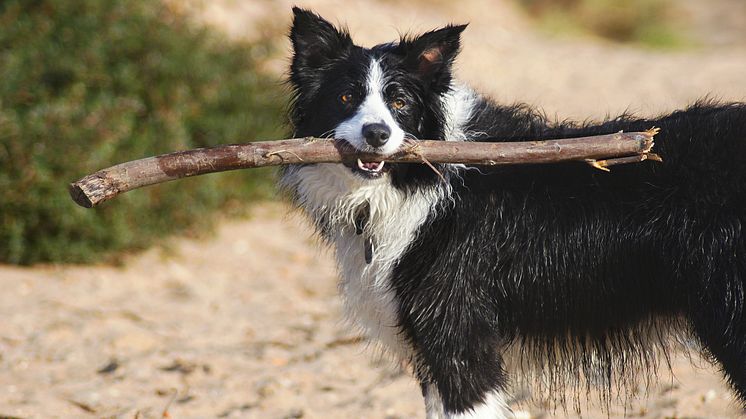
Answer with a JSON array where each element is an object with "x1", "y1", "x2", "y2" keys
[{"x1": 356, "y1": 159, "x2": 385, "y2": 174}]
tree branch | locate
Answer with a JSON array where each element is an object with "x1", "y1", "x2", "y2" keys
[{"x1": 69, "y1": 129, "x2": 659, "y2": 208}]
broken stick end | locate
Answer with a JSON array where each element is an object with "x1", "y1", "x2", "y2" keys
[
  {"x1": 642, "y1": 127, "x2": 660, "y2": 153},
  {"x1": 646, "y1": 127, "x2": 661, "y2": 137},
  {"x1": 69, "y1": 173, "x2": 117, "y2": 208},
  {"x1": 69, "y1": 183, "x2": 95, "y2": 208}
]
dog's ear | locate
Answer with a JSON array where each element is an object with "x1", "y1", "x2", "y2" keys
[
  {"x1": 290, "y1": 8, "x2": 352, "y2": 72},
  {"x1": 399, "y1": 24, "x2": 467, "y2": 88}
]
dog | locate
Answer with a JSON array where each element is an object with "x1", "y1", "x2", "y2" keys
[{"x1": 280, "y1": 7, "x2": 746, "y2": 418}]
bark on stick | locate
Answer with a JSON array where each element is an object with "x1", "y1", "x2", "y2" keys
[{"x1": 69, "y1": 129, "x2": 659, "y2": 208}]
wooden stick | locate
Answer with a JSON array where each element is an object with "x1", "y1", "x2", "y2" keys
[
  {"x1": 69, "y1": 129, "x2": 659, "y2": 208},
  {"x1": 585, "y1": 152, "x2": 662, "y2": 172}
]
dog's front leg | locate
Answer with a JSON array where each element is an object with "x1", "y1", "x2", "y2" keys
[
  {"x1": 402, "y1": 311, "x2": 514, "y2": 418},
  {"x1": 420, "y1": 378, "x2": 514, "y2": 419}
]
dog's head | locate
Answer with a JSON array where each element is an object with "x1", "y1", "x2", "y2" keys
[{"x1": 288, "y1": 7, "x2": 466, "y2": 182}]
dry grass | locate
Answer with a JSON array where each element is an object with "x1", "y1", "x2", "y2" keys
[{"x1": 515, "y1": 0, "x2": 689, "y2": 48}]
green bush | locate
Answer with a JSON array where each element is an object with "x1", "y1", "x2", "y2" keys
[{"x1": 0, "y1": 0, "x2": 286, "y2": 264}]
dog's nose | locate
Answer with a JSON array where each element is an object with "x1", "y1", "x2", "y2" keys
[{"x1": 362, "y1": 123, "x2": 391, "y2": 148}]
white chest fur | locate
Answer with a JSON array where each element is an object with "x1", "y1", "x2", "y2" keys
[{"x1": 282, "y1": 163, "x2": 445, "y2": 358}]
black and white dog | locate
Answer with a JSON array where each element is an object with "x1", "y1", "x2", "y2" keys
[{"x1": 281, "y1": 8, "x2": 746, "y2": 418}]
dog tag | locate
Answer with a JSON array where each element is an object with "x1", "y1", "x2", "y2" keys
[
  {"x1": 364, "y1": 236, "x2": 374, "y2": 264},
  {"x1": 354, "y1": 202, "x2": 369, "y2": 235},
  {"x1": 354, "y1": 203, "x2": 373, "y2": 264}
]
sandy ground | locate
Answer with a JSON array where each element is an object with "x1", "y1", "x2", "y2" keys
[{"x1": 3, "y1": 0, "x2": 746, "y2": 418}]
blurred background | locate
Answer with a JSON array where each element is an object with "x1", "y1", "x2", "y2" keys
[{"x1": 1, "y1": 0, "x2": 745, "y2": 417}]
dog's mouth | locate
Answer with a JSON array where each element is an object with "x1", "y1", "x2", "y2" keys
[{"x1": 343, "y1": 158, "x2": 390, "y2": 179}]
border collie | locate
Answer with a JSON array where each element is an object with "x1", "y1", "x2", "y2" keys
[{"x1": 281, "y1": 7, "x2": 746, "y2": 418}]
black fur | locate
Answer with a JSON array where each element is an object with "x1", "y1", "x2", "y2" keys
[
  {"x1": 286, "y1": 7, "x2": 746, "y2": 416},
  {"x1": 393, "y1": 100, "x2": 746, "y2": 412}
]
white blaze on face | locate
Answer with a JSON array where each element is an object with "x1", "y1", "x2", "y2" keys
[{"x1": 334, "y1": 59, "x2": 406, "y2": 155}]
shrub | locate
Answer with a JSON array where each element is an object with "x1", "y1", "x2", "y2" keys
[{"x1": 0, "y1": 0, "x2": 286, "y2": 264}]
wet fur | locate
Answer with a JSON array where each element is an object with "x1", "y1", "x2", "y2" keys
[{"x1": 283, "y1": 8, "x2": 746, "y2": 417}]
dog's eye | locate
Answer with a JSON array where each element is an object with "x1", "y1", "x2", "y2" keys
[
  {"x1": 391, "y1": 99, "x2": 406, "y2": 110},
  {"x1": 340, "y1": 93, "x2": 353, "y2": 104}
]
